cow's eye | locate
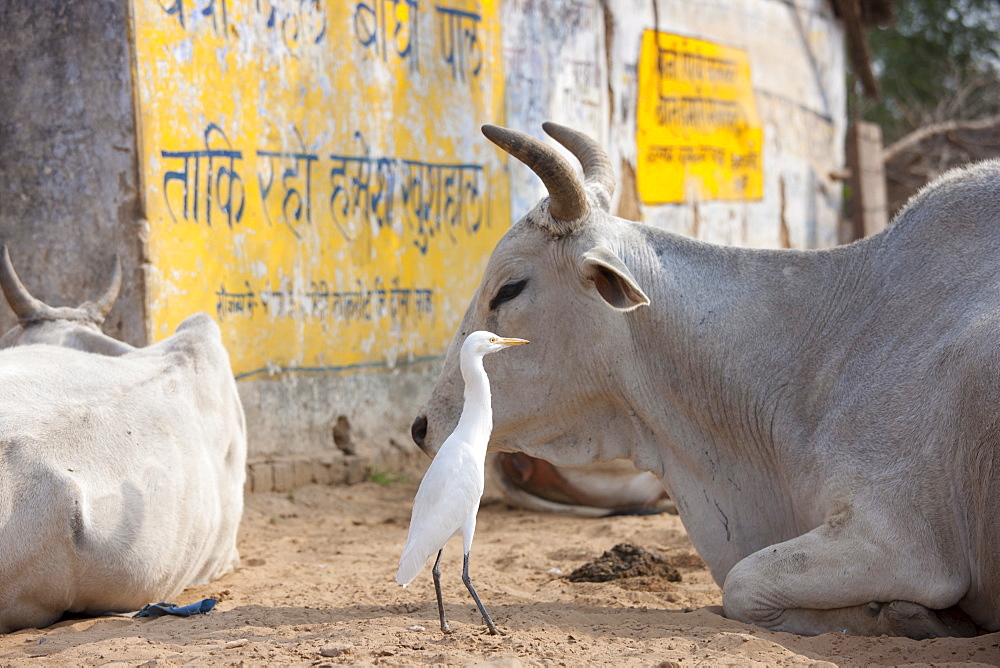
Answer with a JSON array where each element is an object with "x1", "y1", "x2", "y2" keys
[{"x1": 489, "y1": 279, "x2": 527, "y2": 311}]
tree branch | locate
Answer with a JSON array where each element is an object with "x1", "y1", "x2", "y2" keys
[{"x1": 882, "y1": 114, "x2": 1000, "y2": 162}]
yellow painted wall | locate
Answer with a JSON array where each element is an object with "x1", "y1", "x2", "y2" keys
[
  {"x1": 132, "y1": 0, "x2": 508, "y2": 378},
  {"x1": 636, "y1": 30, "x2": 763, "y2": 204}
]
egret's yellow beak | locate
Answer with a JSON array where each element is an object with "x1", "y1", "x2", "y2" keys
[{"x1": 499, "y1": 337, "x2": 529, "y2": 346}]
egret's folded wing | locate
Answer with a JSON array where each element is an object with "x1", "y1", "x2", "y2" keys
[{"x1": 395, "y1": 444, "x2": 484, "y2": 585}]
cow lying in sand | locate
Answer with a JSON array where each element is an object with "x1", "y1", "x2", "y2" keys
[
  {"x1": 412, "y1": 123, "x2": 1000, "y2": 638},
  {"x1": 0, "y1": 248, "x2": 246, "y2": 633},
  {"x1": 489, "y1": 453, "x2": 670, "y2": 517}
]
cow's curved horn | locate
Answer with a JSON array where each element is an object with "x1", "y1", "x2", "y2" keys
[
  {"x1": 89, "y1": 255, "x2": 122, "y2": 320},
  {"x1": 542, "y1": 122, "x2": 614, "y2": 210},
  {"x1": 0, "y1": 245, "x2": 49, "y2": 320},
  {"x1": 481, "y1": 124, "x2": 588, "y2": 232}
]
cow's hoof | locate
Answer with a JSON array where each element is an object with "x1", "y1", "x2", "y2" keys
[{"x1": 885, "y1": 600, "x2": 951, "y2": 639}]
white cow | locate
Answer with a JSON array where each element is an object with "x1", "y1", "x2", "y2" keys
[
  {"x1": 489, "y1": 453, "x2": 670, "y2": 517},
  {"x1": 412, "y1": 123, "x2": 1000, "y2": 638},
  {"x1": 0, "y1": 248, "x2": 246, "y2": 633}
]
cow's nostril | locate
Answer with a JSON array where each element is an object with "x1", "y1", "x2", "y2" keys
[{"x1": 411, "y1": 414, "x2": 428, "y2": 449}]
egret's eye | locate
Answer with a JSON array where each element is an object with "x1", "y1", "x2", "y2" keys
[
  {"x1": 489, "y1": 337, "x2": 498, "y2": 343},
  {"x1": 489, "y1": 279, "x2": 527, "y2": 311}
]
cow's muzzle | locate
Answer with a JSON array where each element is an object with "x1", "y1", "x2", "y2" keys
[{"x1": 411, "y1": 414, "x2": 428, "y2": 452}]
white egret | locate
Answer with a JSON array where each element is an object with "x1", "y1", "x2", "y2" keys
[{"x1": 396, "y1": 331, "x2": 529, "y2": 635}]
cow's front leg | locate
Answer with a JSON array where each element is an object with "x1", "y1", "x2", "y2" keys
[{"x1": 721, "y1": 517, "x2": 973, "y2": 638}]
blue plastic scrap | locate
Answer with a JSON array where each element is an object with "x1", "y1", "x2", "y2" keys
[{"x1": 134, "y1": 598, "x2": 218, "y2": 618}]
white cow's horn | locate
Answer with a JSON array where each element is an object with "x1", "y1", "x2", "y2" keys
[
  {"x1": 86, "y1": 255, "x2": 122, "y2": 321},
  {"x1": 542, "y1": 122, "x2": 614, "y2": 211},
  {"x1": 482, "y1": 124, "x2": 588, "y2": 232},
  {"x1": 0, "y1": 246, "x2": 52, "y2": 321}
]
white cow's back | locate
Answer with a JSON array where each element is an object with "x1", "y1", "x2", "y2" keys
[{"x1": 0, "y1": 313, "x2": 246, "y2": 632}]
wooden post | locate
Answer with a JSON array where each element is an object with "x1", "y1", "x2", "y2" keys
[{"x1": 847, "y1": 121, "x2": 889, "y2": 241}]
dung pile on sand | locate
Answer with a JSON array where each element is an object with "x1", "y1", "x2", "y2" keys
[{"x1": 566, "y1": 543, "x2": 682, "y2": 583}]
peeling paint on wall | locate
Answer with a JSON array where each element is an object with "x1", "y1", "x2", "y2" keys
[
  {"x1": 131, "y1": 0, "x2": 509, "y2": 378},
  {"x1": 129, "y1": 0, "x2": 844, "y2": 387},
  {"x1": 501, "y1": 0, "x2": 608, "y2": 221}
]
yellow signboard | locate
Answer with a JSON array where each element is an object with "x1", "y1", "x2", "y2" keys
[
  {"x1": 636, "y1": 31, "x2": 763, "y2": 204},
  {"x1": 131, "y1": 0, "x2": 508, "y2": 378}
]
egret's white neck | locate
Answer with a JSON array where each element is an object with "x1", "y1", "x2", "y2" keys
[{"x1": 457, "y1": 352, "x2": 493, "y2": 447}]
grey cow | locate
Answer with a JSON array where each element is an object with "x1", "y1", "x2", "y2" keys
[{"x1": 411, "y1": 123, "x2": 1000, "y2": 638}]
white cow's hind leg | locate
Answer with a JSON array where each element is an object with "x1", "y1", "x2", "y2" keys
[{"x1": 722, "y1": 518, "x2": 973, "y2": 638}]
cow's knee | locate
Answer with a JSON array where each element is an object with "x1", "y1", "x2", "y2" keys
[
  {"x1": 722, "y1": 556, "x2": 782, "y2": 628},
  {"x1": 723, "y1": 554, "x2": 883, "y2": 636},
  {"x1": 725, "y1": 563, "x2": 965, "y2": 638}
]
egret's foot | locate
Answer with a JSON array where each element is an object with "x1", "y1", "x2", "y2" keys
[
  {"x1": 479, "y1": 609, "x2": 503, "y2": 635},
  {"x1": 440, "y1": 620, "x2": 453, "y2": 634}
]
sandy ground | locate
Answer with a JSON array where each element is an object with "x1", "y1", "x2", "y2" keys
[{"x1": 1, "y1": 479, "x2": 999, "y2": 667}]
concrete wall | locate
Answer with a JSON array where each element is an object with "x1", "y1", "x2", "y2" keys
[
  {"x1": 0, "y1": 0, "x2": 846, "y2": 491},
  {"x1": 0, "y1": 0, "x2": 146, "y2": 344}
]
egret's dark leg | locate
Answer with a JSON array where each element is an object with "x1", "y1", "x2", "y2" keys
[
  {"x1": 432, "y1": 549, "x2": 451, "y2": 633},
  {"x1": 462, "y1": 551, "x2": 502, "y2": 635}
]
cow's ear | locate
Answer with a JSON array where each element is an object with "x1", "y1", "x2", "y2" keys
[{"x1": 578, "y1": 247, "x2": 650, "y2": 311}]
